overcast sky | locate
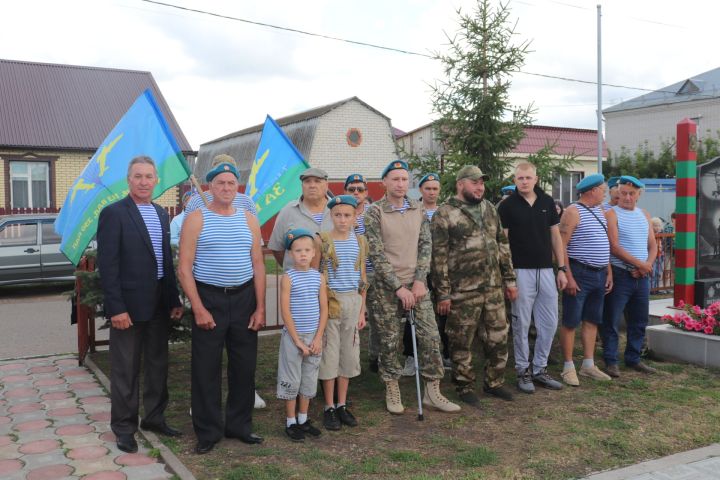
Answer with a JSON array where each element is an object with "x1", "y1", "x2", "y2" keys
[{"x1": 3, "y1": 0, "x2": 720, "y2": 150}]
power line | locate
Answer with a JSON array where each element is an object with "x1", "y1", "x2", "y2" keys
[
  {"x1": 140, "y1": 0, "x2": 433, "y2": 58},
  {"x1": 140, "y1": 0, "x2": 714, "y2": 101}
]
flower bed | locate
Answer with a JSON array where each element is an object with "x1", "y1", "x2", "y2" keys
[{"x1": 661, "y1": 300, "x2": 720, "y2": 336}]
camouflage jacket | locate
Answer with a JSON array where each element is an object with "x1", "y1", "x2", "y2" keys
[
  {"x1": 431, "y1": 197, "x2": 516, "y2": 300},
  {"x1": 364, "y1": 196, "x2": 431, "y2": 292}
]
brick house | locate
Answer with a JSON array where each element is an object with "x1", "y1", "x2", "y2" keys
[
  {"x1": 0, "y1": 59, "x2": 194, "y2": 215},
  {"x1": 397, "y1": 123, "x2": 606, "y2": 205}
]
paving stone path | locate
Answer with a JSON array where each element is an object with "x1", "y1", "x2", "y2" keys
[{"x1": 0, "y1": 354, "x2": 172, "y2": 480}]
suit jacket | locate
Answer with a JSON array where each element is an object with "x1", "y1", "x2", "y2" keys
[{"x1": 97, "y1": 195, "x2": 181, "y2": 322}]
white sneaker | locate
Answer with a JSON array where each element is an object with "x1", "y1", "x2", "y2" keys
[
  {"x1": 254, "y1": 390, "x2": 267, "y2": 409},
  {"x1": 401, "y1": 356, "x2": 417, "y2": 377}
]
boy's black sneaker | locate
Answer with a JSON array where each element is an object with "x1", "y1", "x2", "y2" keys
[
  {"x1": 298, "y1": 419, "x2": 322, "y2": 437},
  {"x1": 285, "y1": 423, "x2": 305, "y2": 442},
  {"x1": 323, "y1": 407, "x2": 341, "y2": 431},
  {"x1": 336, "y1": 405, "x2": 358, "y2": 427}
]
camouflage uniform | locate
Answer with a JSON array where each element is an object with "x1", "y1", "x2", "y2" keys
[
  {"x1": 431, "y1": 197, "x2": 516, "y2": 392},
  {"x1": 365, "y1": 197, "x2": 444, "y2": 382}
]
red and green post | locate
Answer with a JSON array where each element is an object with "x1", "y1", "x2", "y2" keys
[{"x1": 674, "y1": 118, "x2": 697, "y2": 306}]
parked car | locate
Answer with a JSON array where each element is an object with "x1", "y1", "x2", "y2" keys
[{"x1": 0, "y1": 214, "x2": 79, "y2": 285}]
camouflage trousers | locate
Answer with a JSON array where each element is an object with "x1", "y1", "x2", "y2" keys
[
  {"x1": 446, "y1": 289, "x2": 509, "y2": 392},
  {"x1": 373, "y1": 284, "x2": 444, "y2": 382},
  {"x1": 365, "y1": 272, "x2": 381, "y2": 360}
]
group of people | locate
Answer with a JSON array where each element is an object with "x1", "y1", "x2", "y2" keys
[{"x1": 97, "y1": 153, "x2": 657, "y2": 456}]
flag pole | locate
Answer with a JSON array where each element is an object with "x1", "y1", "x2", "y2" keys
[{"x1": 189, "y1": 174, "x2": 210, "y2": 207}]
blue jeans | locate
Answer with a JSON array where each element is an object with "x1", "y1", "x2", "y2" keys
[{"x1": 601, "y1": 266, "x2": 649, "y2": 366}]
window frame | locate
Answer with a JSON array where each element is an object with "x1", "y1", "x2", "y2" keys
[{"x1": 3, "y1": 153, "x2": 57, "y2": 210}]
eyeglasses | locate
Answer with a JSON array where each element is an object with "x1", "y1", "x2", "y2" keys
[{"x1": 346, "y1": 186, "x2": 366, "y2": 193}]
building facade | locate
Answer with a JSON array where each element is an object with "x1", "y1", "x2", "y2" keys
[{"x1": 0, "y1": 59, "x2": 193, "y2": 214}]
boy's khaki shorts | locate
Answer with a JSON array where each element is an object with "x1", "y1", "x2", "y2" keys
[{"x1": 319, "y1": 291, "x2": 362, "y2": 380}]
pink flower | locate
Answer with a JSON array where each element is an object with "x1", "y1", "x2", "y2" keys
[
  {"x1": 678, "y1": 300, "x2": 686, "y2": 307},
  {"x1": 685, "y1": 322, "x2": 695, "y2": 331},
  {"x1": 673, "y1": 317, "x2": 682, "y2": 324},
  {"x1": 692, "y1": 305, "x2": 703, "y2": 315},
  {"x1": 705, "y1": 326, "x2": 714, "y2": 334},
  {"x1": 694, "y1": 323, "x2": 704, "y2": 332}
]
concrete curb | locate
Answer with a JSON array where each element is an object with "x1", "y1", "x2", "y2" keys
[
  {"x1": 84, "y1": 355, "x2": 197, "y2": 480},
  {"x1": 584, "y1": 443, "x2": 720, "y2": 479}
]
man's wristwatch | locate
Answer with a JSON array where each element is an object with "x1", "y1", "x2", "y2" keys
[{"x1": 557, "y1": 265, "x2": 568, "y2": 273}]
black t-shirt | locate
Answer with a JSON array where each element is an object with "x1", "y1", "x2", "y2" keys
[{"x1": 497, "y1": 187, "x2": 559, "y2": 268}]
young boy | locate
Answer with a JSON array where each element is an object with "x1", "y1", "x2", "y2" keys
[
  {"x1": 315, "y1": 195, "x2": 368, "y2": 430},
  {"x1": 277, "y1": 228, "x2": 328, "y2": 442}
]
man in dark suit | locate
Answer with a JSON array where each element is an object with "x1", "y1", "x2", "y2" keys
[{"x1": 97, "y1": 156, "x2": 184, "y2": 453}]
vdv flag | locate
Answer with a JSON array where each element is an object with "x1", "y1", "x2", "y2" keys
[
  {"x1": 247, "y1": 116, "x2": 310, "y2": 225},
  {"x1": 55, "y1": 89, "x2": 191, "y2": 265}
]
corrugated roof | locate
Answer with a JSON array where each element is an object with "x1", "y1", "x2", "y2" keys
[
  {"x1": 604, "y1": 66, "x2": 720, "y2": 114},
  {"x1": 513, "y1": 125, "x2": 607, "y2": 157},
  {"x1": 202, "y1": 96, "x2": 389, "y2": 146},
  {"x1": 0, "y1": 59, "x2": 193, "y2": 152}
]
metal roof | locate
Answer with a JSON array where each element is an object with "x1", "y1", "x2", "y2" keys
[
  {"x1": 514, "y1": 125, "x2": 607, "y2": 157},
  {"x1": 604, "y1": 66, "x2": 720, "y2": 114},
  {"x1": 0, "y1": 59, "x2": 193, "y2": 153}
]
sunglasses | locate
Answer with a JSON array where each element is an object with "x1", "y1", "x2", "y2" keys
[{"x1": 346, "y1": 186, "x2": 366, "y2": 193}]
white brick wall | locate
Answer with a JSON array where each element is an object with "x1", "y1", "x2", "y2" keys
[
  {"x1": 308, "y1": 100, "x2": 398, "y2": 181},
  {"x1": 605, "y1": 97, "x2": 720, "y2": 156}
]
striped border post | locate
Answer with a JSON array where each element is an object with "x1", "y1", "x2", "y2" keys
[{"x1": 674, "y1": 118, "x2": 697, "y2": 306}]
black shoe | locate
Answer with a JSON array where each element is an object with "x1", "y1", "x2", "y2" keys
[
  {"x1": 483, "y1": 383, "x2": 514, "y2": 401},
  {"x1": 140, "y1": 421, "x2": 183, "y2": 437},
  {"x1": 323, "y1": 407, "x2": 341, "y2": 431},
  {"x1": 238, "y1": 433, "x2": 264, "y2": 445},
  {"x1": 458, "y1": 391, "x2": 479, "y2": 406},
  {"x1": 628, "y1": 362, "x2": 657, "y2": 374},
  {"x1": 195, "y1": 440, "x2": 216, "y2": 454},
  {"x1": 285, "y1": 424, "x2": 305, "y2": 442},
  {"x1": 116, "y1": 434, "x2": 138, "y2": 453},
  {"x1": 369, "y1": 357, "x2": 379, "y2": 373},
  {"x1": 336, "y1": 405, "x2": 358, "y2": 427},
  {"x1": 298, "y1": 419, "x2": 322, "y2": 438}
]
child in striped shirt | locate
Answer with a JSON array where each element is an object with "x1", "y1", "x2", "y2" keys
[
  {"x1": 316, "y1": 195, "x2": 368, "y2": 431},
  {"x1": 277, "y1": 229, "x2": 328, "y2": 442}
]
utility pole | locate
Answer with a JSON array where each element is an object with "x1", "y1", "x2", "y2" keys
[{"x1": 597, "y1": 4, "x2": 603, "y2": 174}]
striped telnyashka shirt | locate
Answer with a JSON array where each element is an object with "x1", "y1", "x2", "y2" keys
[
  {"x1": 567, "y1": 203, "x2": 610, "y2": 268},
  {"x1": 136, "y1": 204, "x2": 164, "y2": 279},
  {"x1": 326, "y1": 234, "x2": 361, "y2": 292},
  {"x1": 610, "y1": 205, "x2": 649, "y2": 268},
  {"x1": 286, "y1": 268, "x2": 321, "y2": 333},
  {"x1": 193, "y1": 208, "x2": 253, "y2": 287},
  {"x1": 425, "y1": 208, "x2": 437, "y2": 221}
]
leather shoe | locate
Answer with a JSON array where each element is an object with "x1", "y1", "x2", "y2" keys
[
  {"x1": 116, "y1": 434, "x2": 138, "y2": 453},
  {"x1": 605, "y1": 364, "x2": 620, "y2": 378},
  {"x1": 629, "y1": 362, "x2": 657, "y2": 374},
  {"x1": 238, "y1": 433, "x2": 264, "y2": 445},
  {"x1": 195, "y1": 440, "x2": 216, "y2": 454},
  {"x1": 140, "y1": 421, "x2": 183, "y2": 437}
]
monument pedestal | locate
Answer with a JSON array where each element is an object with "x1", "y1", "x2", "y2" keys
[
  {"x1": 694, "y1": 278, "x2": 720, "y2": 308},
  {"x1": 647, "y1": 324, "x2": 720, "y2": 368}
]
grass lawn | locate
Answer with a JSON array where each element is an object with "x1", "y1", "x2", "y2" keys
[{"x1": 90, "y1": 329, "x2": 720, "y2": 480}]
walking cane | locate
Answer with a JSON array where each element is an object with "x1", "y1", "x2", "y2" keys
[{"x1": 407, "y1": 308, "x2": 424, "y2": 421}]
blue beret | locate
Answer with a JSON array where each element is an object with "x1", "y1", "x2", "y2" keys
[
  {"x1": 284, "y1": 228, "x2": 315, "y2": 250},
  {"x1": 381, "y1": 160, "x2": 409, "y2": 179},
  {"x1": 419, "y1": 173, "x2": 440, "y2": 187},
  {"x1": 501, "y1": 185, "x2": 516, "y2": 195},
  {"x1": 327, "y1": 194, "x2": 358, "y2": 209},
  {"x1": 576, "y1": 174, "x2": 605, "y2": 194},
  {"x1": 619, "y1": 175, "x2": 645, "y2": 189},
  {"x1": 206, "y1": 162, "x2": 239, "y2": 183},
  {"x1": 344, "y1": 174, "x2": 366, "y2": 188},
  {"x1": 607, "y1": 176, "x2": 620, "y2": 189}
]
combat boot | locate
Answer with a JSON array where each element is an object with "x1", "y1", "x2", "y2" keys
[
  {"x1": 385, "y1": 380, "x2": 404, "y2": 415},
  {"x1": 423, "y1": 380, "x2": 461, "y2": 413}
]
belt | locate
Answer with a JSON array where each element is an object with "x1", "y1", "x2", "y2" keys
[
  {"x1": 196, "y1": 280, "x2": 253, "y2": 294},
  {"x1": 569, "y1": 259, "x2": 606, "y2": 272}
]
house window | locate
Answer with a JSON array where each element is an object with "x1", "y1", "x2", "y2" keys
[
  {"x1": 553, "y1": 171, "x2": 584, "y2": 205},
  {"x1": 10, "y1": 161, "x2": 49, "y2": 208}
]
